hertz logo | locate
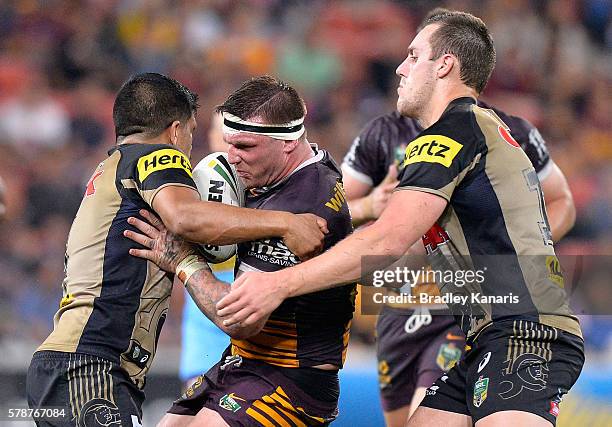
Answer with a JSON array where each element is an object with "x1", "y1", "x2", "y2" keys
[
  {"x1": 137, "y1": 149, "x2": 193, "y2": 182},
  {"x1": 404, "y1": 135, "x2": 463, "y2": 168}
]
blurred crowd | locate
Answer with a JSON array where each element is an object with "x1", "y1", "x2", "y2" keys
[{"x1": 0, "y1": 0, "x2": 610, "y2": 354}]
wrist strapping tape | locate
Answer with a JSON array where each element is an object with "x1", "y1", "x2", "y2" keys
[{"x1": 176, "y1": 254, "x2": 208, "y2": 286}]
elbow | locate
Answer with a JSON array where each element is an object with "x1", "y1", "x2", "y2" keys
[
  {"x1": 226, "y1": 324, "x2": 264, "y2": 340},
  {"x1": 164, "y1": 205, "x2": 202, "y2": 239},
  {"x1": 565, "y1": 194, "x2": 577, "y2": 231},
  {"x1": 164, "y1": 215, "x2": 188, "y2": 236},
  {"x1": 225, "y1": 316, "x2": 267, "y2": 340},
  {"x1": 227, "y1": 329, "x2": 254, "y2": 340}
]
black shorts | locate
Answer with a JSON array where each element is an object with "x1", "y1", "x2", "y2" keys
[
  {"x1": 376, "y1": 306, "x2": 466, "y2": 412},
  {"x1": 169, "y1": 349, "x2": 339, "y2": 426},
  {"x1": 27, "y1": 351, "x2": 144, "y2": 427},
  {"x1": 420, "y1": 320, "x2": 584, "y2": 425}
]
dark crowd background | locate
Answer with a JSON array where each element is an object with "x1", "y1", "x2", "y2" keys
[{"x1": 0, "y1": 0, "x2": 610, "y2": 400}]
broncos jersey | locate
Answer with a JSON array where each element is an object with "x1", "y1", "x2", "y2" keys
[
  {"x1": 232, "y1": 148, "x2": 356, "y2": 368},
  {"x1": 38, "y1": 143, "x2": 197, "y2": 389},
  {"x1": 395, "y1": 97, "x2": 580, "y2": 339}
]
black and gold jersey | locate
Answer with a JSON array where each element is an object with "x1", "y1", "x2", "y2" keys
[
  {"x1": 232, "y1": 148, "x2": 356, "y2": 368},
  {"x1": 342, "y1": 101, "x2": 551, "y2": 188},
  {"x1": 342, "y1": 103, "x2": 555, "y2": 311},
  {"x1": 396, "y1": 97, "x2": 580, "y2": 339},
  {"x1": 38, "y1": 143, "x2": 197, "y2": 389}
]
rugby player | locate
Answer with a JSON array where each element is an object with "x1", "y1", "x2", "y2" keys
[
  {"x1": 344, "y1": 69, "x2": 576, "y2": 427},
  {"x1": 125, "y1": 76, "x2": 355, "y2": 427},
  {"x1": 26, "y1": 73, "x2": 327, "y2": 426},
  {"x1": 218, "y1": 11, "x2": 584, "y2": 427},
  {"x1": 342, "y1": 11, "x2": 577, "y2": 426}
]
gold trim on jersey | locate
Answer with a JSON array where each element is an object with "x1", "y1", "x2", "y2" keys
[
  {"x1": 341, "y1": 321, "x2": 351, "y2": 365},
  {"x1": 66, "y1": 355, "x2": 115, "y2": 420},
  {"x1": 231, "y1": 319, "x2": 298, "y2": 367}
]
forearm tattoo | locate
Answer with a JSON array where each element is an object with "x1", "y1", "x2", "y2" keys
[{"x1": 184, "y1": 269, "x2": 248, "y2": 336}]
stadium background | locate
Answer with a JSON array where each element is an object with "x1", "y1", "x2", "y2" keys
[{"x1": 0, "y1": 0, "x2": 610, "y2": 425}]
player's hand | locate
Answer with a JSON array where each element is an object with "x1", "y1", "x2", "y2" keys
[
  {"x1": 124, "y1": 209, "x2": 197, "y2": 272},
  {"x1": 216, "y1": 271, "x2": 288, "y2": 327},
  {"x1": 369, "y1": 164, "x2": 398, "y2": 218},
  {"x1": 283, "y1": 213, "x2": 328, "y2": 260}
]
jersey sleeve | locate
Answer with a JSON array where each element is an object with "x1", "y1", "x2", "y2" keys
[
  {"x1": 397, "y1": 118, "x2": 480, "y2": 201},
  {"x1": 133, "y1": 147, "x2": 198, "y2": 206},
  {"x1": 341, "y1": 117, "x2": 389, "y2": 187},
  {"x1": 498, "y1": 114, "x2": 552, "y2": 180}
]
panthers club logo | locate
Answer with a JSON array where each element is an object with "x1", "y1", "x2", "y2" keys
[{"x1": 78, "y1": 398, "x2": 121, "y2": 427}]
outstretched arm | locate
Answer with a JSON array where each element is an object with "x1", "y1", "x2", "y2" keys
[
  {"x1": 216, "y1": 190, "x2": 447, "y2": 327},
  {"x1": 152, "y1": 186, "x2": 328, "y2": 260},
  {"x1": 124, "y1": 209, "x2": 266, "y2": 339}
]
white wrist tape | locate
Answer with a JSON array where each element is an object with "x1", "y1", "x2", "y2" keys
[{"x1": 176, "y1": 254, "x2": 209, "y2": 286}]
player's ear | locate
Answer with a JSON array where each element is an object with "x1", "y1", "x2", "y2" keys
[
  {"x1": 167, "y1": 120, "x2": 181, "y2": 146},
  {"x1": 282, "y1": 139, "x2": 300, "y2": 153},
  {"x1": 437, "y1": 54, "x2": 455, "y2": 79}
]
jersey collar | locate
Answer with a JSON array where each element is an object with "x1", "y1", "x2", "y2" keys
[{"x1": 443, "y1": 96, "x2": 477, "y2": 115}]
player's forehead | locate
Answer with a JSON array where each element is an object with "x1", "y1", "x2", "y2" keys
[
  {"x1": 408, "y1": 23, "x2": 439, "y2": 54},
  {"x1": 223, "y1": 129, "x2": 271, "y2": 145}
]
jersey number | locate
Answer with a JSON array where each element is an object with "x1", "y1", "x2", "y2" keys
[{"x1": 524, "y1": 169, "x2": 553, "y2": 246}]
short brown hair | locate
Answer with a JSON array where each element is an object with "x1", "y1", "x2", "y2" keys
[
  {"x1": 420, "y1": 9, "x2": 496, "y2": 94},
  {"x1": 215, "y1": 76, "x2": 306, "y2": 124}
]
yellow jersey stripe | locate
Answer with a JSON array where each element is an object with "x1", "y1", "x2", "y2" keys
[
  {"x1": 246, "y1": 407, "x2": 276, "y2": 427},
  {"x1": 253, "y1": 401, "x2": 291, "y2": 427}
]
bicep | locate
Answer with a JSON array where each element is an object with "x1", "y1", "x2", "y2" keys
[
  {"x1": 540, "y1": 162, "x2": 572, "y2": 205},
  {"x1": 373, "y1": 189, "x2": 447, "y2": 255},
  {"x1": 151, "y1": 185, "x2": 201, "y2": 230},
  {"x1": 342, "y1": 167, "x2": 373, "y2": 199}
]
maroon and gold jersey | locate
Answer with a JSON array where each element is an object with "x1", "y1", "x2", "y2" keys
[
  {"x1": 38, "y1": 143, "x2": 197, "y2": 389},
  {"x1": 232, "y1": 148, "x2": 356, "y2": 368}
]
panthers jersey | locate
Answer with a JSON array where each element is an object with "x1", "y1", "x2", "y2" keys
[
  {"x1": 232, "y1": 148, "x2": 356, "y2": 368},
  {"x1": 342, "y1": 101, "x2": 552, "y2": 188},
  {"x1": 38, "y1": 143, "x2": 197, "y2": 389},
  {"x1": 395, "y1": 97, "x2": 580, "y2": 339},
  {"x1": 343, "y1": 102, "x2": 555, "y2": 311}
]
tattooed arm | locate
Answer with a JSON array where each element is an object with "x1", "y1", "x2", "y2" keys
[{"x1": 124, "y1": 209, "x2": 266, "y2": 339}]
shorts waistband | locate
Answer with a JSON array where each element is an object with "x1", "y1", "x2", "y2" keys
[{"x1": 32, "y1": 350, "x2": 116, "y2": 364}]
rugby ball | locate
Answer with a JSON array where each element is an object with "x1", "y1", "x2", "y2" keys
[{"x1": 192, "y1": 152, "x2": 245, "y2": 263}]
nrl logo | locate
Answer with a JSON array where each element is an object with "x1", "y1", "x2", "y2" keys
[{"x1": 219, "y1": 393, "x2": 245, "y2": 413}]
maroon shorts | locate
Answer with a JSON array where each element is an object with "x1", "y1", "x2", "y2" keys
[
  {"x1": 168, "y1": 349, "x2": 339, "y2": 426},
  {"x1": 376, "y1": 306, "x2": 466, "y2": 412}
]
